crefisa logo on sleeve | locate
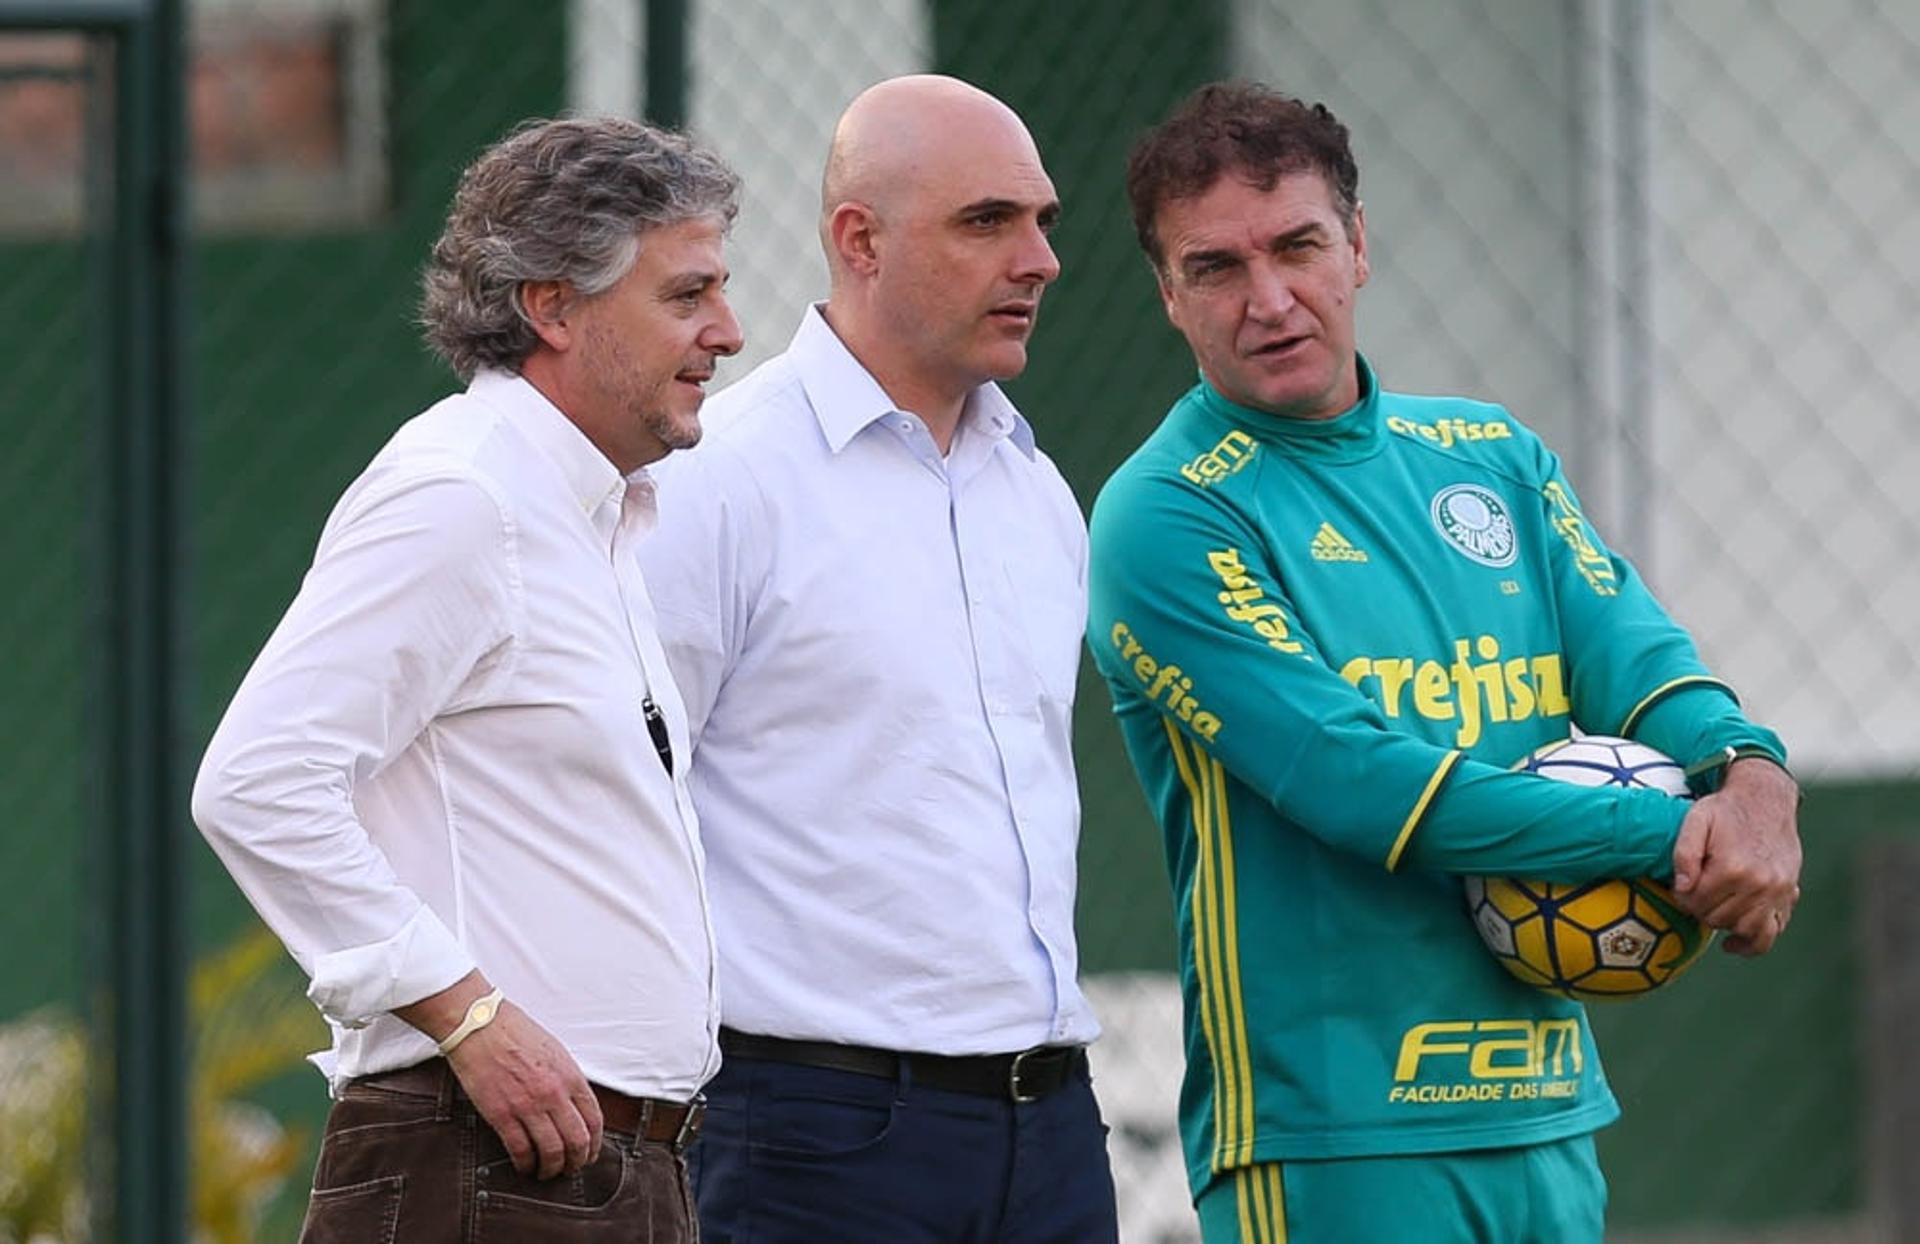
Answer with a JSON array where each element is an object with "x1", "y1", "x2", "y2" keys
[{"x1": 1430, "y1": 484, "x2": 1517, "y2": 568}]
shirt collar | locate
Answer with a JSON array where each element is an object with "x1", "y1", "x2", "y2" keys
[
  {"x1": 468, "y1": 369, "x2": 630, "y2": 520},
  {"x1": 1192, "y1": 354, "x2": 1384, "y2": 463},
  {"x1": 787, "y1": 304, "x2": 1037, "y2": 460},
  {"x1": 961, "y1": 380, "x2": 1037, "y2": 460}
]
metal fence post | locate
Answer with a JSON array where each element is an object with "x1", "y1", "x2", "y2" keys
[
  {"x1": 645, "y1": 0, "x2": 686, "y2": 129},
  {"x1": 1571, "y1": 0, "x2": 1655, "y2": 565},
  {"x1": 96, "y1": 0, "x2": 189, "y2": 1239}
]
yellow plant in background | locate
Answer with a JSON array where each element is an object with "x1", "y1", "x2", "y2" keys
[
  {"x1": 0, "y1": 1016, "x2": 86, "y2": 1242},
  {"x1": 189, "y1": 927, "x2": 326, "y2": 1243},
  {"x1": 0, "y1": 925, "x2": 324, "y2": 1243}
]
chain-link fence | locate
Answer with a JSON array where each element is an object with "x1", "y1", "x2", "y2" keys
[
  {"x1": 0, "y1": 29, "x2": 105, "y2": 1240},
  {"x1": 3, "y1": 0, "x2": 1915, "y2": 1239}
]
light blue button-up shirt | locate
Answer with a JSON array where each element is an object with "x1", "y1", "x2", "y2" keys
[{"x1": 637, "y1": 306, "x2": 1100, "y2": 1054}]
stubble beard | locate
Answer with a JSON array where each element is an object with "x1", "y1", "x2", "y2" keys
[
  {"x1": 584, "y1": 323, "x2": 704, "y2": 458},
  {"x1": 646, "y1": 397, "x2": 703, "y2": 452}
]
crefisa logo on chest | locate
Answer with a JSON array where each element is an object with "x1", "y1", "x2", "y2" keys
[{"x1": 1430, "y1": 484, "x2": 1517, "y2": 568}]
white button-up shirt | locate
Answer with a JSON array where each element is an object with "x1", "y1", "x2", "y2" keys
[
  {"x1": 636, "y1": 306, "x2": 1099, "y2": 1055},
  {"x1": 192, "y1": 370, "x2": 720, "y2": 1098}
]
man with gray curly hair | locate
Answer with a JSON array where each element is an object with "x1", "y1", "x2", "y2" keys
[{"x1": 193, "y1": 115, "x2": 742, "y2": 1243}]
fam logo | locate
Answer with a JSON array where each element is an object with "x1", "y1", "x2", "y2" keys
[
  {"x1": 1180, "y1": 429, "x2": 1257, "y2": 488},
  {"x1": 1430, "y1": 484, "x2": 1517, "y2": 568}
]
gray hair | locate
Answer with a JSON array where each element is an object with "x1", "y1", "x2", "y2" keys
[{"x1": 421, "y1": 116, "x2": 741, "y2": 381}]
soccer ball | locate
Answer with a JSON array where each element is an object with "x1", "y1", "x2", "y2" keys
[{"x1": 1464, "y1": 736, "x2": 1711, "y2": 1002}]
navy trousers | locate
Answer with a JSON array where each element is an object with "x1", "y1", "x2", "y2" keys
[{"x1": 687, "y1": 1050, "x2": 1120, "y2": 1243}]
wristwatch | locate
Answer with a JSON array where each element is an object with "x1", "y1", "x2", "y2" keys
[
  {"x1": 437, "y1": 987, "x2": 505, "y2": 1056},
  {"x1": 1683, "y1": 744, "x2": 1793, "y2": 796}
]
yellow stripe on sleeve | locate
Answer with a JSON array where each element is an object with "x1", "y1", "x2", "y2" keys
[
  {"x1": 1196, "y1": 745, "x2": 1243, "y2": 1171},
  {"x1": 1385, "y1": 750, "x2": 1463, "y2": 872},
  {"x1": 1165, "y1": 728, "x2": 1259, "y2": 1174},
  {"x1": 1164, "y1": 721, "x2": 1237, "y2": 1173},
  {"x1": 1210, "y1": 755, "x2": 1257, "y2": 1166},
  {"x1": 1619, "y1": 675, "x2": 1737, "y2": 736}
]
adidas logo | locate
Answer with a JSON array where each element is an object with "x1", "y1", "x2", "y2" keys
[{"x1": 1311, "y1": 522, "x2": 1370, "y2": 563}]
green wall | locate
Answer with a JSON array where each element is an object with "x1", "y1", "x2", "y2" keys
[{"x1": 0, "y1": 243, "x2": 90, "y2": 1015}]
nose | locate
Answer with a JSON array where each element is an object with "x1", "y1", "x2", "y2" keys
[
  {"x1": 1245, "y1": 258, "x2": 1296, "y2": 322},
  {"x1": 705, "y1": 294, "x2": 745, "y2": 358},
  {"x1": 1013, "y1": 220, "x2": 1061, "y2": 287}
]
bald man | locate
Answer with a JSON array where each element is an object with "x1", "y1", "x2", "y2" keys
[{"x1": 635, "y1": 76, "x2": 1119, "y2": 1243}]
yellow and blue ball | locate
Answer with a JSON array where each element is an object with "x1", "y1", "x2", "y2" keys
[{"x1": 1464, "y1": 736, "x2": 1711, "y2": 1002}]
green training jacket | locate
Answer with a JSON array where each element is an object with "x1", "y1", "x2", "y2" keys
[{"x1": 1087, "y1": 357, "x2": 1785, "y2": 1194}]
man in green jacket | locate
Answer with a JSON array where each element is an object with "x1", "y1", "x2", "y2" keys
[{"x1": 1088, "y1": 81, "x2": 1802, "y2": 1244}]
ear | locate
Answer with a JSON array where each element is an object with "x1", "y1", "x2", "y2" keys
[
  {"x1": 520, "y1": 280, "x2": 575, "y2": 352},
  {"x1": 1350, "y1": 201, "x2": 1371, "y2": 288},
  {"x1": 827, "y1": 201, "x2": 882, "y2": 278}
]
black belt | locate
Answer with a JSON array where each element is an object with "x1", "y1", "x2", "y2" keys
[
  {"x1": 720, "y1": 1028, "x2": 1086, "y2": 1104},
  {"x1": 362, "y1": 1061, "x2": 705, "y2": 1151}
]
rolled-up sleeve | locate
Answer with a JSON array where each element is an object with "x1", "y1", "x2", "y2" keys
[{"x1": 191, "y1": 469, "x2": 518, "y2": 1027}]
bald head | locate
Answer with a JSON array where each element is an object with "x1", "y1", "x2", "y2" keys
[
  {"x1": 814, "y1": 75, "x2": 1061, "y2": 433},
  {"x1": 821, "y1": 75, "x2": 1044, "y2": 252}
]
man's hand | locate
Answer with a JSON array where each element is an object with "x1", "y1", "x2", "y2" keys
[
  {"x1": 1670, "y1": 757, "x2": 1802, "y2": 956},
  {"x1": 395, "y1": 974, "x2": 604, "y2": 1178},
  {"x1": 444, "y1": 1002, "x2": 605, "y2": 1177}
]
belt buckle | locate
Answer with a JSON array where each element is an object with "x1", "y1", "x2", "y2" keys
[
  {"x1": 673, "y1": 1093, "x2": 706, "y2": 1151},
  {"x1": 1008, "y1": 1048, "x2": 1044, "y2": 1104}
]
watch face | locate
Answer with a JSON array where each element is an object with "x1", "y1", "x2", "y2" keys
[{"x1": 473, "y1": 999, "x2": 497, "y2": 1023}]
